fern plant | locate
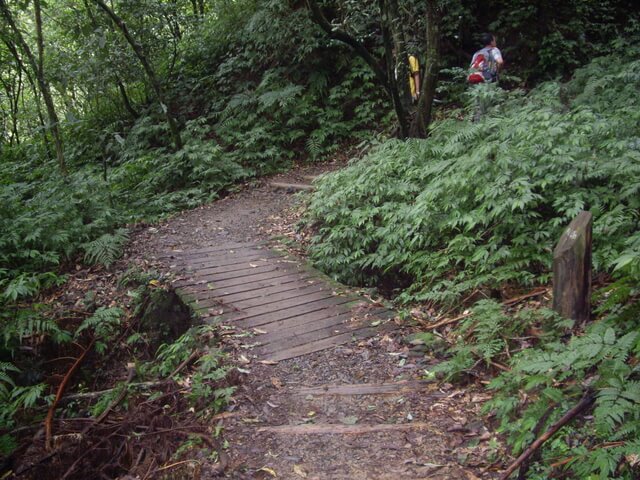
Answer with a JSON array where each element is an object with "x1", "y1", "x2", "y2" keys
[
  {"x1": 304, "y1": 46, "x2": 640, "y2": 306},
  {"x1": 83, "y1": 228, "x2": 129, "y2": 267},
  {"x1": 75, "y1": 307, "x2": 123, "y2": 354}
]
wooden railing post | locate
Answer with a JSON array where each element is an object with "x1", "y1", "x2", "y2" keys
[{"x1": 552, "y1": 211, "x2": 593, "y2": 325}]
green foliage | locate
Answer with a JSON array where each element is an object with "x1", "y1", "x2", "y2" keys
[
  {"x1": 485, "y1": 300, "x2": 640, "y2": 479},
  {"x1": 434, "y1": 300, "x2": 565, "y2": 381},
  {"x1": 149, "y1": 324, "x2": 232, "y2": 411},
  {"x1": 75, "y1": 307, "x2": 124, "y2": 354},
  {"x1": 305, "y1": 48, "x2": 640, "y2": 305},
  {"x1": 83, "y1": 228, "x2": 129, "y2": 267}
]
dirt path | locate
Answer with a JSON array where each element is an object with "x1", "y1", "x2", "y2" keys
[{"x1": 129, "y1": 163, "x2": 499, "y2": 479}]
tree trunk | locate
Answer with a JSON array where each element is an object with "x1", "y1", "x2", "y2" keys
[
  {"x1": 93, "y1": 0, "x2": 183, "y2": 150},
  {"x1": 378, "y1": 0, "x2": 408, "y2": 138},
  {"x1": 116, "y1": 79, "x2": 138, "y2": 119},
  {"x1": 33, "y1": 0, "x2": 66, "y2": 172},
  {"x1": 0, "y1": 0, "x2": 66, "y2": 172},
  {"x1": 411, "y1": 1, "x2": 440, "y2": 138}
]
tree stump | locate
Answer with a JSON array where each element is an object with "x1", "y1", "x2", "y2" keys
[{"x1": 552, "y1": 211, "x2": 592, "y2": 325}]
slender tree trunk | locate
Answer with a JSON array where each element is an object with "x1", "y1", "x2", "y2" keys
[
  {"x1": 411, "y1": 1, "x2": 440, "y2": 138},
  {"x1": 33, "y1": 0, "x2": 66, "y2": 171},
  {"x1": 116, "y1": 79, "x2": 138, "y2": 118},
  {"x1": 1, "y1": 73, "x2": 21, "y2": 145},
  {"x1": 378, "y1": 0, "x2": 408, "y2": 138},
  {"x1": 197, "y1": 0, "x2": 204, "y2": 16},
  {"x1": 0, "y1": 0, "x2": 66, "y2": 172},
  {"x1": 93, "y1": 0, "x2": 183, "y2": 150},
  {"x1": 83, "y1": 0, "x2": 139, "y2": 121}
]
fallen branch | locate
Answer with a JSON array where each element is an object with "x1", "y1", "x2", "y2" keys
[
  {"x1": 502, "y1": 287, "x2": 550, "y2": 306},
  {"x1": 499, "y1": 391, "x2": 595, "y2": 480},
  {"x1": 424, "y1": 287, "x2": 550, "y2": 331},
  {"x1": 549, "y1": 441, "x2": 626, "y2": 469},
  {"x1": 423, "y1": 312, "x2": 471, "y2": 330},
  {"x1": 44, "y1": 340, "x2": 94, "y2": 451},
  {"x1": 93, "y1": 363, "x2": 136, "y2": 425}
]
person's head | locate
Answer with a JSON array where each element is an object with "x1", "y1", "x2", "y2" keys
[{"x1": 481, "y1": 33, "x2": 496, "y2": 48}]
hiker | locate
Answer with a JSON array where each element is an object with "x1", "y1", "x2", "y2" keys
[
  {"x1": 393, "y1": 48, "x2": 421, "y2": 102},
  {"x1": 468, "y1": 33, "x2": 503, "y2": 84},
  {"x1": 408, "y1": 52, "x2": 421, "y2": 101}
]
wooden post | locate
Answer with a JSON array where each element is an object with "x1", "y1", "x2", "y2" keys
[{"x1": 552, "y1": 211, "x2": 592, "y2": 325}]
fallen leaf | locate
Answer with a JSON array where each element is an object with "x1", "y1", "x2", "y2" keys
[
  {"x1": 254, "y1": 328, "x2": 267, "y2": 334},
  {"x1": 340, "y1": 415, "x2": 358, "y2": 425},
  {"x1": 307, "y1": 411, "x2": 316, "y2": 417},
  {"x1": 258, "y1": 466, "x2": 277, "y2": 477},
  {"x1": 464, "y1": 471, "x2": 481, "y2": 480},
  {"x1": 149, "y1": 279, "x2": 160, "y2": 287},
  {"x1": 271, "y1": 377, "x2": 283, "y2": 389},
  {"x1": 249, "y1": 263, "x2": 259, "y2": 268},
  {"x1": 293, "y1": 465, "x2": 307, "y2": 478},
  {"x1": 259, "y1": 360, "x2": 278, "y2": 365},
  {"x1": 242, "y1": 417, "x2": 262, "y2": 424}
]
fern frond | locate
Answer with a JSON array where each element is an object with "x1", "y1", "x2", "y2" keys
[{"x1": 83, "y1": 228, "x2": 129, "y2": 267}]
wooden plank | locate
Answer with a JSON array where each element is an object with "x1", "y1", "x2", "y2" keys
[
  {"x1": 262, "y1": 323, "x2": 394, "y2": 362},
  {"x1": 172, "y1": 263, "x2": 298, "y2": 288},
  {"x1": 193, "y1": 283, "x2": 329, "y2": 310},
  {"x1": 255, "y1": 310, "x2": 394, "y2": 353},
  {"x1": 179, "y1": 272, "x2": 317, "y2": 298},
  {"x1": 178, "y1": 257, "x2": 274, "y2": 276},
  {"x1": 174, "y1": 270, "x2": 312, "y2": 296},
  {"x1": 190, "y1": 264, "x2": 281, "y2": 281},
  {"x1": 253, "y1": 311, "x2": 357, "y2": 343},
  {"x1": 553, "y1": 211, "x2": 592, "y2": 325},
  {"x1": 210, "y1": 296, "x2": 358, "y2": 326},
  {"x1": 157, "y1": 242, "x2": 265, "y2": 259},
  {"x1": 163, "y1": 246, "x2": 271, "y2": 262},
  {"x1": 256, "y1": 423, "x2": 434, "y2": 435},
  {"x1": 196, "y1": 288, "x2": 346, "y2": 316},
  {"x1": 255, "y1": 316, "x2": 393, "y2": 356},
  {"x1": 181, "y1": 252, "x2": 281, "y2": 269},
  {"x1": 207, "y1": 276, "x2": 318, "y2": 302},
  {"x1": 176, "y1": 267, "x2": 310, "y2": 291},
  {"x1": 293, "y1": 381, "x2": 435, "y2": 396}
]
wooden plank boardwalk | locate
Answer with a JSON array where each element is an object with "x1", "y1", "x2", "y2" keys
[{"x1": 165, "y1": 241, "x2": 395, "y2": 362}]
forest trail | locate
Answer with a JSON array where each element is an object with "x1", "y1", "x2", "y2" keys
[{"x1": 132, "y1": 163, "x2": 496, "y2": 479}]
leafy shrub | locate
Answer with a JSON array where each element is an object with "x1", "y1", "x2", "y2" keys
[
  {"x1": 485, "y1": 293, "x2": 640, "y2": 479},
  {"x1": 304, "y1": 49, "x2": 640, "y2": 306}
]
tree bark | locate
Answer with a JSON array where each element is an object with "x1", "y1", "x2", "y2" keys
[
  {"x1": 0, "y1": 0, "x2": 66, "y2": 172},
  {"x1": 411, "y1": 1, "x2": 440, "y2": 138},
  {"x1": 93, "y1": 0, "x2": 183, "y2": 150},
  {"x1": 378, "y1": 0, "x2": 408, "y2": 138},
  {"x1": 116, "y1": 79, "x2": 139, "y2": 118}
]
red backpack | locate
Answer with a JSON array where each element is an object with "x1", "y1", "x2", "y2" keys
[{"x1": 468, "y1": 47, "x2": 497, "y2": 83}]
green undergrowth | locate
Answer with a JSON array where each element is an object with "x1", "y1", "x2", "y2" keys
[
  {"x1": 1, "y1": 269, "x2": 233, "y2": 472},
  {"x1": 424, "y1": 274, "x2": 640, "y2": 479},
  {"x1": 303, "y1": 42, "x2": 640, "y2": 479},
  {"x1": 304, "y1": 46, "x2": 640, "y2": 307}
]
